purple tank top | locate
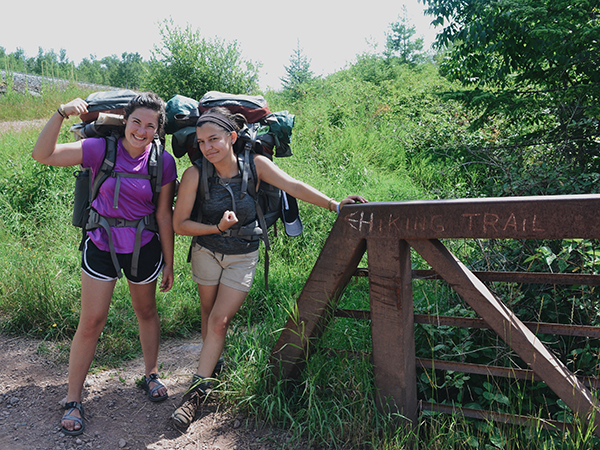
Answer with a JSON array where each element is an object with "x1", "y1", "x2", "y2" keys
[{"x1": 81, "y1": 137, "x2": 177, "y2": 254}]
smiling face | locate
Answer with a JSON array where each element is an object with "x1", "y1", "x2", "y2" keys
[
  {"x1": 122, "y1": 107, "x2": 159, "y2": 156},
  {"x1": 196, "y1": 123, "x2": 237, "y2": 166}
]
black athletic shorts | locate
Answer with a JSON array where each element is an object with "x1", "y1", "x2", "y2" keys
[{"x1": 81, "y1": 234, "x2": 164, "y2": 284}]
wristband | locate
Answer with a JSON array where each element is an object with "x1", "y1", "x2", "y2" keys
[
  {"x1": 57, "y1": 105, "x2": 68, "y2": 119},
  {"x1": 327, "y1": 198, "x2": 335, "y2": 212},
  {"x1": 216, "y1": 223, "x2": 223, "y2": 233},
  {"x1": 336, "y1": 203, "x2": 340, "y2": 214}
]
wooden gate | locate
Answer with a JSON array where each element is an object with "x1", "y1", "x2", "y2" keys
[{"x1": 270, "y1": 194, "x2": 600, "y2": 432}]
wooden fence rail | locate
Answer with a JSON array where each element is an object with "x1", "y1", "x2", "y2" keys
[{"x1": 270, "y1": 194, "x2": 600, "y2": 434}]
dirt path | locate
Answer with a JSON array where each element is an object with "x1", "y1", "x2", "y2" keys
[
  {"x1": 0, "y1": 119, "x2": 47, "y2": 134},
  {"x1": 0, "y1": 333, "x2": 303, "y2": 450}
]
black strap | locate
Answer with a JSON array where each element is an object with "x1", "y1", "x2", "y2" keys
[
  {"x1": 87, "y1": 209, "x2": 158, "y2": 278},
  {"x1": 90, "y1": 134, "x2": 117, "y2": 203},
  {"x1": 94, "y1": 215, "x2": 123, "y2": 278},
  {"x1": 201, "y1": 155, "x2": 210, "y2": 201}
]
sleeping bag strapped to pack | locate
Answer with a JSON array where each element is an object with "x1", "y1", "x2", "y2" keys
[
  {"x1": 165, "y1": 94, "x2": 201, "y2": 161},
  {"x1": 79, "y1": 89, "x2": 138, "y2": 123},
  {"x1": 70, "y1": 90, "x2": 164, "y2": 278}
]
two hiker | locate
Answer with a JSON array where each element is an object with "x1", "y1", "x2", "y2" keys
[{"x1": 32, "y1": 94, "x2": 366, "y2": 434}]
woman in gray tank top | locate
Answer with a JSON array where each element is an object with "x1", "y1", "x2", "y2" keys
[{"x1": 171, "y1": 107, "x2": 367, "y2": 429}]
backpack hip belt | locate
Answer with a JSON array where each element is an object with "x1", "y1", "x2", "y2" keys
[{"x1": 87, "y1": 209, "x2": 159, "y2": 279}]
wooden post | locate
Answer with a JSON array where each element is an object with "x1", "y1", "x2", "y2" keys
[
  {"x1": 270, "y1": 220, "x2": 366, "y2": 380},
  {"x1": 368, "y1": 238, "x2": 418, "y2": 424}
]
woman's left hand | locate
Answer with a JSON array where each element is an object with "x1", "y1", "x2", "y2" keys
[
  {"x1": 340, "y1": 195, "x2": 368, "y2": 208},
  {"x1": 159, "y1": 264, "x2": 174, "y2": 293}
]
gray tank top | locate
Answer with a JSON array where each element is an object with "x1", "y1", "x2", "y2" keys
[{"x1": 195, "y1": 169, "x2": 260, "y2": 255}]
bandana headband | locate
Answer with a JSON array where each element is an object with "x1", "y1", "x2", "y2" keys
[{"x1": 196, "y1": 110, "x2": 237, "y2": 133}]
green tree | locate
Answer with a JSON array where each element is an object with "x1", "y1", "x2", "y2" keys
[
  {"x1": 2, "y1": 48, "x2": 28, "y2": 73},
  {"x1": 145, "y1": 19, "x2": 260, "y2": 100},
  {"x1": 423, "y1": 0, "x2": 600, "y2": 169},
  {"x1": 109, "y1": 52, "x2": 146, "y2": 89},
  {"x1": 30, "y1": 47, "x2": 75, "y2": 79},
  {"x1": 385, "y1": 5, "x2": 425, "y2": 64},
  {"x1": 280, "y1": 41, "x2": 314, "y2": 95},
  {"x1": 100, "y1": 55, "x2": 120, "y2": 86},
  {"x1": 76, "y1": 55, "x2": 105, "y2": 85}
]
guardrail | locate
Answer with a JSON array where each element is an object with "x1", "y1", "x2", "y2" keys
[{"x1": 270, "y1": 194, "x2": 600, "y2": 434}]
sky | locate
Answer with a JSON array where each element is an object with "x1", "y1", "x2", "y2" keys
[{"x1": 1, "y1": 1, "x2": 439, "y2": 91}]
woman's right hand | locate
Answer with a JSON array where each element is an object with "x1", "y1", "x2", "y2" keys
[
  {"x1": 61, "y1": 98, "x2": 89, "y2": 118},
  {"x1": 218, "y1": 210, "x2": 238, "y2": 231},
  {"x1": 32, "y1": 98, "x2": 88, "y2": 166}
]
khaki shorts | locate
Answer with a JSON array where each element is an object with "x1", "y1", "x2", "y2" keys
[{"x1": 191, "y1": 245, "x2": 259, "y2": 293}]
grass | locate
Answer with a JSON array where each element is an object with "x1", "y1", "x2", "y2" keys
[
  {"x1": 0, "y1": 78, "x2": 96, "y2": 121},
  {"x1": 2, "y1": 85, "x2": 599, "y2": 448}
]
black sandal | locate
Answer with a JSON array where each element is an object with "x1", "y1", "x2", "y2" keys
[
  {"x1": 141, "y1": 373, "x2": 168, "y2": 402},
  {"x1": 61, "y1": 401, "x2": 85, "y2": 436}
]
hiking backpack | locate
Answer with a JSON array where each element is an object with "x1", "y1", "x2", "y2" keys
[
  {"x1": 70, "y1": 91, "x2": 164, "y2": 278},
  {"x1": 165, "y1": 91, "x2": 300, "y2": 289}
]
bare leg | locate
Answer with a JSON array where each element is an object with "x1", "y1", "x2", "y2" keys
[
  {"x1": 198, "y1": 284, "x2": 218, "y2": 343},
  {"x1": 62, "y1": 273, "x2": 115, "y2": 433},
  {"x1": 129, "y1": 279, "x2": 166, "y2": 398},
  {"x1": 196, "y1": 284, "x2": 247, "y2": 378}
]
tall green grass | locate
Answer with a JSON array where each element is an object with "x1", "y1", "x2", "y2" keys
[{"x1": 0, "y1": 79, "x2": 96, "y2": 121}]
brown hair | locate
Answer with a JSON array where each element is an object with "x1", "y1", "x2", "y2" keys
[
  {"x1": 123, "y1": 92, "x2": 167, "y2": 138},
  {"x1": 197, "y1": 106, "x2": 247, "y2": 133}
]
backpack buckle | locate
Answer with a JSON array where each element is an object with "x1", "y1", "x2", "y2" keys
[{"x1": 86, "y1": 209, "x2": 100, "y2": 230}]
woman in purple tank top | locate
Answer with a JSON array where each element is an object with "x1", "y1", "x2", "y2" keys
[{"x1": 33, "y1": 93, "x2": 177, "y2": 435}]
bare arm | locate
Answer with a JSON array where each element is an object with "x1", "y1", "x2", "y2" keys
[
  {"x1": 172, "y1": 166, "x2": 238, "y2": 237},
  {"x1": 155, "y1": 180, "x2": 176, "y2": 293},
  {"x1": 254, "y1": 155, "x2": 367, "y2": 212},
  {"x1": 32, "y1": 98, "x2": 89, "y2": 167}
]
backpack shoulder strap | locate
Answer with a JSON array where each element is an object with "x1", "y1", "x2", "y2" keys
[
  {"x1": 240, "y1": 150, "x2": 272, "y2": 290},
  {"x1": 239, "y1": 151, "x2": 268, "y2": 246},
  {"x1": 148, "y1": 137, "x2": 163, "y2": 205},
  {"x1": 187, "y1": 156, "x2": 211, "y2": 263},
  {"x1": 190, "y1": 156, "x2": 213, "y2": 224},
  {"x1": 90, "y1": 133, "x2": 118, "y2": 202},
  {"x1": 237, "y1": 150, "x2": 257, "y2": 200}
]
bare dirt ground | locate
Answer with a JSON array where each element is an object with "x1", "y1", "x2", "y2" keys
[
  {"x1": 0, "y1": 333, "x2": 308, "y2": 450},
  {"x1": 0, "y1": 119, "x2": 47, "y2": 134}
]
